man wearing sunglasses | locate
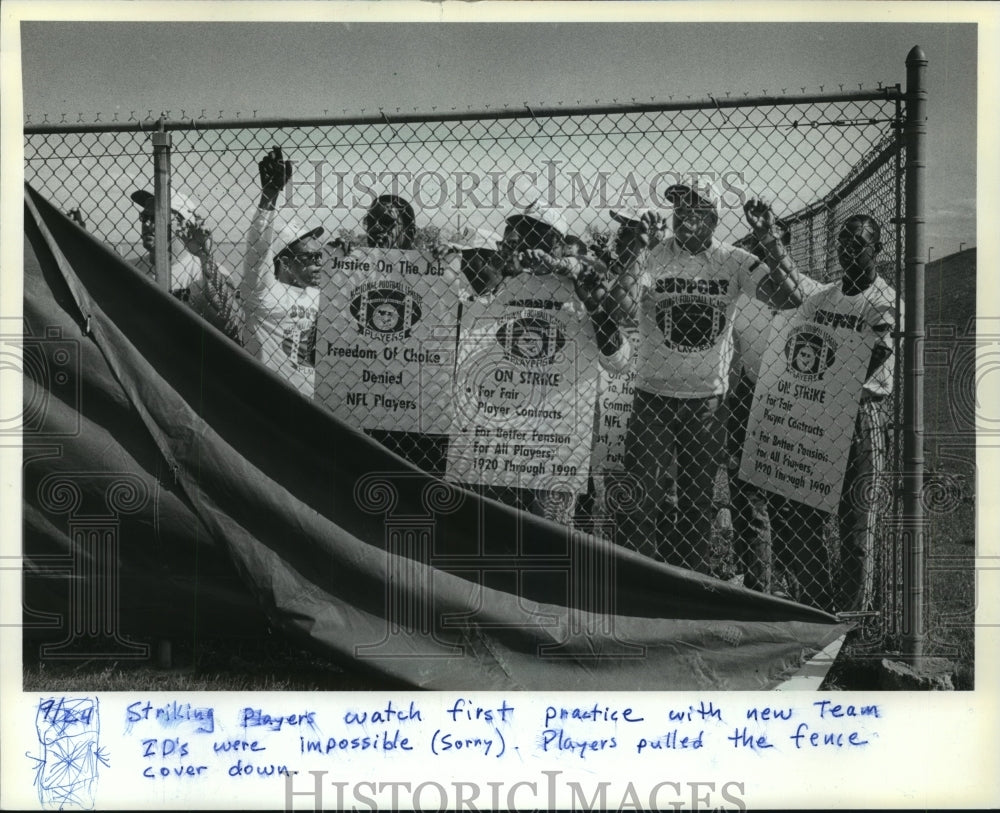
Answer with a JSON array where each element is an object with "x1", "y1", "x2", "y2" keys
[{"x1": 240, "y1": 146, "x2": 326, "y2": 396}]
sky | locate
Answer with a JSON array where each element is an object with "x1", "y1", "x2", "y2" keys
[{"x1": 3, "y1": 4, "x2": 992, "y2": 257}]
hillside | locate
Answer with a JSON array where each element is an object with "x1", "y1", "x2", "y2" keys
[
  {"x1": 923, "y1": 248, "x2": 976, "y2": 444},
  {"x1": 921, "y1": 247, "x2": 976, "y2": 681}
]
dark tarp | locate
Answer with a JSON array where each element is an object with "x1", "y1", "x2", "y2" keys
[{"x1": 21, "y1": 185, "x2": 847, "y2": 689}]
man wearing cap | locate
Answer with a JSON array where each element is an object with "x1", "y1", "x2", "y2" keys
[
  {"x1": 483, "y1": 202, "x2": 629, "y2": 525},
  {"x1": 606, "y1": 181, "x2": 808, "y2": 574},
  {"x1": 441, "y1": 225, "x2": 505, "y2": 299},
  {"x1": 240, "y1": 147, "x2": 326, "y2": 396},
  {"x1": 129, "y1": 188, "x2": 240, "y2": 338}
]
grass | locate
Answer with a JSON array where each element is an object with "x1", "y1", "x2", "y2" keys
[{"x1": 23, "y1": 633, "x2": 403, "y2": 692}]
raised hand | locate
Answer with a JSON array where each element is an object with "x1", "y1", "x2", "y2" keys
[
  {"x1": 637, "y1": 210, "x2": 668, "y2": 247},
  {"x1": 65, "y1": 207, "x2": 87, "y2": 228},
  {"x1": 744, "y1": 197, "x2": 777, "y2": 240},
  {"x1": 258, "y1": 146, "x2": 293, "y2": 209},
  {"x1": 572, "y1": 263, "x2": 609, "y2": 315},
  {"x1": 179, "y1": 215, "x2": 214, "y2": 258},
  {"x1": 518, "y1": 248, "x2": 559, "y2": 274}
]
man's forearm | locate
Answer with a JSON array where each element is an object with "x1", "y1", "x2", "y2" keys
[
  {"x1": 756, "y1": 234, "x2": 806, "y2": 309},
  {"x1": 592, "y1": 306, "x2": 623, "y2": 356}
]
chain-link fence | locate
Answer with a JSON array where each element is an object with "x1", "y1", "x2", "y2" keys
[{"x1": 25, "y1": 86, "x2": 911, "y2": 641}]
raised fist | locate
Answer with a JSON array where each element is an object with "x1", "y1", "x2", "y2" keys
[
  {"x1": 259, "y1": 146, "x2": 293, "y2": 204},
  {"x1": 744, "y1": 197, "x2": 777, "y2": 240},
  {"x1": 605, "y1": 271, "x2": 640, "y2": 326},
  {"x1": 573, "y1": 264, "x2": 609, "y2": 315}
]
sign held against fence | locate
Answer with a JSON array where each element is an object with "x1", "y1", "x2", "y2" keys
[
  {"x1": 446, "y1": 274, "x2": 599, "y2": 495},
  {"x1": 739, "y1": 312, "x2": 875, "y2": 512},
  {"x1": 315, "y1": 247, "x2": 462, "y2": 433}
]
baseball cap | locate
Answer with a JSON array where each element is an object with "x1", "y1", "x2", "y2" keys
[
  {"x1": 443, "y1": 225, "x2": 502, "y2": 252},
  {"x1": 130, "y1": 189, "x2": 204, "y2": 223},
  {"x1": 505, "y1": 200, "x2": 570, "y2": 240},
  {"x1": 609, "y1": 207, "x2": 654, "y2": 227},
  {"x1": 663, "y1": 180, "x2": 721, "y2": 214},
  {"x1": 272, "y1": 212, "x2": 325, "y2": 255}
]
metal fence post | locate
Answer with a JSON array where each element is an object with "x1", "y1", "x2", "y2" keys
[
  {"x1": 152, "y1": 117, "x2": 172, "y2": 291},
  {"x1": 902, "y1": 45, "x2": 928, "y2": 661}
]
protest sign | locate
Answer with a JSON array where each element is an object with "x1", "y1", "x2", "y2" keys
[
  {"x1": 738, "y1": 311, "x2": 876, "y2": 512},
  {"x1": 588, "y1": 327, "x2": 640, "y2": 476},
  {"x1": 446, "y1": 273, "x2": 599, "y2": 496},
  {"x1": 315, "y1": 247, "x2": 463, "y2": 434}
]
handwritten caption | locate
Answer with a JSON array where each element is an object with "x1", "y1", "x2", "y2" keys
[{"x1": 103, "y1": 695, "x2": 883, "y2": 785}]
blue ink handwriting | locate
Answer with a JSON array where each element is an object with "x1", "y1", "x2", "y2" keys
[
  {"x1": 540, "y1": 729, "x2": 618, "y2": 759},
  {"x1": 446, "y1": 698, "x2": 515, "y2": 724},
  {"x1": 32, "y1": 697, "x2": 107, "y2": 811},
  {"x1": 636, "y1": 730, "x2": 706, "y2": 752},
  {"x1": 813, "y1": 701, "x2": 880, "y2": 719},
  {"x1": 544, "y1": 704, "x2": 643, "y2": 726},
  {"x1": 241, "y1": 708, "x2": 316, "y2": 731},
  {"x1": 300, "y1": 730, "x2": 413, "y2": 753},
  {"x1": 727, "y1": 727, "x2": 775, "y2": 750},
  {"x1": 228, "y1": 759, "x2": 291, "y2": 777},
  {"x1": 790, "y1": 722, "x2": 870, "y2": 749},
  {"x1": 666, "y1": 701, "x2": 723, "y2": 723},
  {"x1": 126, "y1": 700, "x2": 215, "y2": 734},
  {"x1": 344, "y1": 700, "x2": 422, "y2": 725},
  {"x1": 432, "y1": 727, "x2": 506, "y2": 757}
]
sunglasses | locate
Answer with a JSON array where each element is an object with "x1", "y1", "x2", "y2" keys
[
  {"x1": 287, "y1": 250, "x2": 324, "y2": 266},
  {"x1": 139, "y1": 211, "x2": 186, "y2": 226},
  {"x1": 837, "y1": 237, "x2": 873, "y2": 251}
]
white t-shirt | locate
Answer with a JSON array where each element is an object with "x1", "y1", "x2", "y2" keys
[
  {"x1": 797, "y1": 274, "x2": 899, "y2": 397},
  {"x1": 240, "y1": 207, "x2": 320, "y2": 396},
  {"x1": 130, "y1": 251, "x2": 240, "y2": 332},
  {"x1": 733, "y1": 275, "x2": 824, "y2": 383},
  {"x1": 633, "y1": 238, "x2": 765, "y2": 397},
  {"x1": 130, "y1": 251, "x2": 203, "y2": 290}
]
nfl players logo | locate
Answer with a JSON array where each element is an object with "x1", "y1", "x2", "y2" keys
[
  {"x1": 350, "y1": 281, "x2": 423, "y2": 341},
  {"x1": 656, "y1": 296, "x2": 727, "y2": 352},
  {"x1": 784, "y1": 326, "x2": 837, "y2": 382},
  {"x1": 495, "y1": 314, "x2": 566, "y2": 368}
]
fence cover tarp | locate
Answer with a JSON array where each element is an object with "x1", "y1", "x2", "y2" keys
[{"x1": 21, "y1": 185, "x2": 847, "y2": 690}]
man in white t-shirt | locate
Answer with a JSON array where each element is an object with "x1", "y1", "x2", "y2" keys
[
  {"x1": 795, "y1": 213, "x2": 900, "y2": 613},
  {"x1": 726, "y1": 221, "x2": 827, "y2": 603},
  {"x1": 240, "y1": 147, "x2": 326, "y2": 396},
  {"x1": 606, "y1": 181, "x2": 808, "y2": 574},
  {"x1": 127, "y1": 189, "x2": 241, "y2": 340}
]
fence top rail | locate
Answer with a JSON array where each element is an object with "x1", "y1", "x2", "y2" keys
[{"x1": 24, "y1": 87, "x2": 903, "y2": 136}]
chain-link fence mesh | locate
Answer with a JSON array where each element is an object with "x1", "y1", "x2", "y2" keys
[{"x1": 25, "y1": 90, "x2": 907, "y2": 638}]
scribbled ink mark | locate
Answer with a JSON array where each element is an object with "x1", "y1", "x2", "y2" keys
[{"x1": 29, "y1": 697, "x2": 108, "y2": 810}]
